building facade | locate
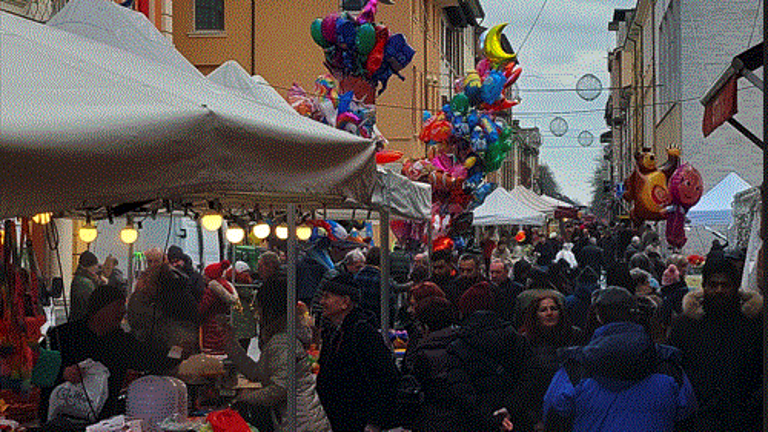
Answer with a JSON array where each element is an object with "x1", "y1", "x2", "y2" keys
[
  {"x1": 499, "y1": 120, "x2": 541, "y2": 192},
  {"x1": 607, "y1": 0, "x2": 763, "y2": 214},
  {"x1": 172, "y1": 0, "x2": 483, "y2": 160}
]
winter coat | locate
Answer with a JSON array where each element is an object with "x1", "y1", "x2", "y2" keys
[
  {"x1": 69, "y1": 268, "x2": 98, "y2": 322},
  {"x1": 447, "y1": 311, "x2": 535, "y2": 431},
  {"x1": 316, "y1": 307, "x2": 400, "y2": 431},
  {"x1": 543, "y1": 322, "x2": 697, "y2": 432},
  {"x1": 225, "y1": 332, "x2": 330, "y2": 432},
  {"x1": 657, "y1": 280, "x2": 689, "y2": 328},
  {"x1": 668, "y1": 288, "x2": 763, "y2": 431},
  {"x1": 404, "y1": 326, "x2": 466, "y2": 432},
  {"x1": 198, "y1": 278, "x2": 239, "y2": 354},
  {"x1": 576, "y1": 244, "x2": 603, "y2": 275},
  {"x1": 354, "y1": 265, "x2": 391, "y2": 326},
  {"x1": 492, "y1": 278, "x2": 523, "y2": 324}
]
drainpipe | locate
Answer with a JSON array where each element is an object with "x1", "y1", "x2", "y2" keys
[{"x1": 251, "y1": 0, "x2": 256, "y2": 75}]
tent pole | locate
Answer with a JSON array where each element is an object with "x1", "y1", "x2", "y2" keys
[
  {"x1": 286, "y1": 203, "x2": 298, "y2": 431},
  {"x1": 380, "y1": 209, "x2": 391, "y2": 333}
]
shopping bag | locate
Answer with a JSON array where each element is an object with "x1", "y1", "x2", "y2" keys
[
  {"x1": 207, "y1": 408, "x2": 251, "y2": 432},
  {"x1": 48, "y1": 359, "x2": 110, "y2": 422}
]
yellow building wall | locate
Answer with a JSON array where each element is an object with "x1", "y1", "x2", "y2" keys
[
  {"x1": 173, "y1": 0, "x2": 438, "y2": 160},
  {"x1": 173, "y1": 0, "x2": 253, "y2": 75}
]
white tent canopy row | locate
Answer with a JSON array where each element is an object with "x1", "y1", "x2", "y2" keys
[
  {"x1": 0, "y1": 0, "x2": 376, "y2": 219},
  {"x1": 472, "y1": 186, "x2": 547, "y2": 226},
  {"x1": 687, "y1": 172, "x2": 753, "y2": 226},
  {"x1": 510, "y1": 185, "x2": 559, "y2": 214}
]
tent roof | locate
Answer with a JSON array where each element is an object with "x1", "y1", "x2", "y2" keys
[
  {"x1": 688, "y1": 172, "x2": 752, "y2": 226},
  {"x1": 540, "y1": 193, "x2": 573, "y2": 209},
  {"x1": 472, "y1": 187, "x2": 546, "y2": 226},
  {"x1": 205, "y1": 62, "x2": 431, "y2": 221},
  {"x1": 509, "y1": 185, "x2": 557, "y2": 214},
  {"x1": 0, "y1": 0, "x2": 375, "y2": 219}
]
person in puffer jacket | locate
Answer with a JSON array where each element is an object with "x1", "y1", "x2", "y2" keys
[
  {"x1": 543, "y1": 286, "x2": 696, "y2": 432},
  {"x1": 199, "y1": 260, "x2": 240, "y2": 354}
]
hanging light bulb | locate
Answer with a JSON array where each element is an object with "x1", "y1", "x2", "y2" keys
[
  {"x1": 252, "y1": 222, "x2": 271, "y2": 239},
  {"x1": 226, "y1": 225, "x2": 246, "y2": 244},
  {"x1": 200, "y1": 210, "x2": 223, "y2": 231},
  {"x1": 79, "y1": 220, "x2": 98, "y2": 243},
  {"x1": 296, "y1": 224, "x2": 312, "y2": 241},
  {"x1": 275, "y1": 223, "x2": 288, "y2": 240},
  {"x1": 120, "y1": 223, "x2": 139, "y2": 244},
  {"x1": 32, "y1": 212, "x2": 52, "y2": 225}
]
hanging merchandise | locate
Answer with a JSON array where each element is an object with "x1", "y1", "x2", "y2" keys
[{"x1": 0, "y1": 219, "x2": 46, "y2": 394}]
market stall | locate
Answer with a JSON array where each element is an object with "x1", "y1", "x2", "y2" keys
[{"x1": 0, "y1": 0, "x2": 382, "y2": 429}]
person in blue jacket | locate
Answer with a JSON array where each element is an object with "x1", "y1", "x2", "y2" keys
[{"x1": 542, "y1": 286, "x2": 696, "y2": 432}]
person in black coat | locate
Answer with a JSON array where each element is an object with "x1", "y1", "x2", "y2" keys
[
  {"x1": 668, "y1": 256, "x2": 763, "y2": 431},
  {"x1": 576, "y1": 237, "x2": 604, "y2": 276},
  {"x1": 447, "y1": 282, "x2": 534, "y2": 431},
  {"x1": 488, "y1": 259, "x2": 523, "y2": 323},
  {"x1": 403, "y1": 296, "x2": 464, "y2": 432},
  {"x1": 316, "y1": 273, "x2": 400, "y2": 432}
]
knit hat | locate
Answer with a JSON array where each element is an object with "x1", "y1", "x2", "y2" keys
[
  {"x1": 86, "y1": 284, "x2": 126, "y2": 317},
  {"x1": 79, "y1": 251, "x2": 98, "y2": 268},
  {"x1": 409, "y1": 281, "x2": 446, "y2": 304},
  {"x1": 458, "y1": 281, "x2": 494, "y2": 316},
  {"x1": 167, "y1": 245, "x2": 184, "y2": 262},
  {"x1": 234, "y1": 261, "x2": 250, "y2": 274},
  {"x1": 661, "y1": 264, "x2": 680, "y2": 286},
  {"x1": 321, "y1": 272, "x2": 360, "y2": 303},
  {"x1": 594, "y1": 286, "x2": 636, "y2": 310},
  {"x1": 205, "y1": 260, "x2": 231, "y2": 280}
]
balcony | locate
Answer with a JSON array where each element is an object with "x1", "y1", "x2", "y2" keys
[{"x1": 1, "y1": 0, "x2": 68, "y2": 22}]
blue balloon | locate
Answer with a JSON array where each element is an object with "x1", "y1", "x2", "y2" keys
[
  {"x1": 423, "y1": 110, "x2": 432, "y2": 123},
  {"x1": 481, "y1": 71, "x2": 506, "y2": 105}
]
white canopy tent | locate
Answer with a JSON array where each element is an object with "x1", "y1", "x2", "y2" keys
[
  {"x1": 0, "y1": 0, "x2": 376, "y2": 219},
  {"x1": 1, "y1": 1, "x2": 380, "y2": 428},
  {"x1": 472, "y1": 187, "x2": 546, "y2": 226},
  {"x1": 510, "y1": 185, "x2": 558, "y2": 214},
  {"x1": 688, "y1": 172, "x2": 752, "y2": 226}
]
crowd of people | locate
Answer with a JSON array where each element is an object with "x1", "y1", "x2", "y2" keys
[{"x1": 39, "y1": 221, "x2": 763, "y2": 432}]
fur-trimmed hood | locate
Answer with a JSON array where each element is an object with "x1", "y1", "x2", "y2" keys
[{"x1": 681, "y1": 288, "x2": 763, "y2": 320}]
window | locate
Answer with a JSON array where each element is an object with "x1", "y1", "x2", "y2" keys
[
  {"x1": 658, "y1": 0, "x2": 680, "y2": 106},
  {"x1": 195, "y1": 0, "x2": 224, "y2": 32}
]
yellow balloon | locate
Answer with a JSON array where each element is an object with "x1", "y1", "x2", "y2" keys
[
  {"x1": 484, "y1": 23, "x2": 517, "y2": 64},
  {"x1": 464, "y1": 156, "x2": 477, "y2": 169},
  {"x1": 464, "y1": 71, "x2": 482, "y2": 89}
]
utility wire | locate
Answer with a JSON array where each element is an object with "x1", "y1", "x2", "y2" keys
[{"x1": 518, "y1": 0, "x2": 550, "y2": 52}]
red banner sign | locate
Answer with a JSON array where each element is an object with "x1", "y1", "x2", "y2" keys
[{"x1": 702, "y1": 75, "x2": 738, "y2": 137}]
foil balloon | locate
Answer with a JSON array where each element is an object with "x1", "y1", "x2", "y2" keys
[
  {"x1": 311, "y1": 19, "x2": 331, "y2": 48},
  {"x1": 515, "y1": 230, "x2": 526, "y2": 243},
  {"x1": 376, "y1": 150, "x2": 404, "y2": 164},
  {"x1": 483, "y1": 23, "x2": 517, "y2": 65},
  {"x1": 665, "y1": 163, "x2": 703, "y2": 249},
  {"x1": 450, "y1": 93, "x2": 470, "y2": 115},
  {"x1": 622, "y1": 147, "x2": 680, "y2": 222},
  {"x1": 366, "y1": 25, "x2": 390, "y2": 77},
  {"x1": 433, "y1": 236, "x2": 454, "y2": 252},
  {"x1": 321, "y1": 13, "x2": 339, "y2": 45},
  {"x1": 356, "y1": 23, "x2": 376, "y2": 56},
  {"x1": 481, "y1": 71, "x2": 506, "y2": 105}
]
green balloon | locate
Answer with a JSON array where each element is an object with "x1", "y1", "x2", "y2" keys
[
  {"x1": 356, "y1": 23, "x2": 376, "y2": 56},
  {"x1": 311, "y1": 18, "x2": 331, "y2": 48},
  {"x1": 451, "y1": 93, "x2": 470, "y2": 115}
]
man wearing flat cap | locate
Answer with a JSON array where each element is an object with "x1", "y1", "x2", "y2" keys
[{"x1": 315, "y1": 273, "x2": 400, "y2": 432}]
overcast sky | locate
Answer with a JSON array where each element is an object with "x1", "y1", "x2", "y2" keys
[{"x1": 480, "y1": 0, "x2": 636, "y2": 205}]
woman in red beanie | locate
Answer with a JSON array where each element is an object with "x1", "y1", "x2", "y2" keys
[{"x1": 199, "y1": 260, "x2": 240, "y2": 354}]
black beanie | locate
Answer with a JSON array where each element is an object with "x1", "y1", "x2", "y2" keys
[
  {"x1": 167, "y1": 245, "x2": 184, "y2": 262},
  {"x1": 79, "y1": 251, "x2": 98, "y2": 268},
  {"x1": 86, "y1": 284, "x2": 126, "y2": 317}
]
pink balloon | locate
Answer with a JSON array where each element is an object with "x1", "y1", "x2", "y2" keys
[
  {"x1": 321, "y1": 13, "x2": 339, "y2": 44},
  {"x1": 476, "y1": 58, "x2": 491, "y2": 78}
]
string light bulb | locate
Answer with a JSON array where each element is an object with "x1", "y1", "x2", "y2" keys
[
  {"x1": 226, "y1": 225, "x2": 246, "y2": 244},
  {"x1": 296, "y1": 224, "x2": 312, "y2": 241},
  {"x1": 275, "y1": 224, "x2": 288, "y2": 240},
  {"x1": 120, "y1": 223, "x2": 139, "y2": 244},
  {"x1": 32, "y1": 212, "x2": 52, "y2": 225},
  {"x1": 200, "y1": 210, "x2": 223, "y2": 231},
  {"x1": 79, "y1": 220, "x2": 98, "y2": 243},
  {"x1": 252, "y1": 222, "x2": 271, "y2": 239}
]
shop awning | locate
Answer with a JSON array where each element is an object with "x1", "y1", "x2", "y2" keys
[{"x1": 700, "y1": 42, "x2": 764, "y2": 150}]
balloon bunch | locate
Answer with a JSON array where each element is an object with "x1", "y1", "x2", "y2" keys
[
  {"x1": 401, "y1": 23, "x2": 522, "y2": 248},
  {"x1": 310, "y1": 0, "x2": 415, "y2": 96},
  {"x1": 288, "y1": 75, "x2": 377, "y2": 139}
]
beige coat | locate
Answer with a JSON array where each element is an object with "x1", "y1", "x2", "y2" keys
[{"x1": 226, "y1": 332, "x2": 330, "y2": 432}]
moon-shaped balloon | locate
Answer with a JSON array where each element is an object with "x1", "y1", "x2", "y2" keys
[{"x1": 484, "y1": 23, "x2": 517, "y2": 64}]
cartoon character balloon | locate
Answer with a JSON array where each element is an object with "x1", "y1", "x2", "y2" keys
[
  {"x1": 623, "y1": 147, "x2": 680, "y2": 222},
  {"x1": 665, "y1": 163, "x2": 703, "y2": 249}
]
